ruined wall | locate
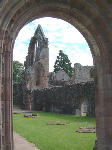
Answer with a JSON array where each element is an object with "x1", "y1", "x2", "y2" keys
[
  {"x1": 24, "y1": 24, "x2": 49, "y2": 89},
  {"x1": 23, "y1": 25, "x2": 49, "y2": 109},
  {"x1": 33, "y1": 82, "x2": 95, "y2": 116},
  {"x1": 23, "y1": 39, "x2": 95, "y2": 110},
  {"x1": 49, "y1": 63, "x2": 94, "y2": 86},
  {"x1": 48, "y1": 70, "x2": 70, "y2": 86},
  {"x1": 71, "y1": 63, "x2": 94, "y2": 83}
]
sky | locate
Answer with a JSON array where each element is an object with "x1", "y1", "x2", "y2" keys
[{"x1": 13, "y1": 17, "x2": 93, "y2": 72}]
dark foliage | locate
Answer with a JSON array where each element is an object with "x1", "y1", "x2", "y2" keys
[
  {"x1": 54, "y1": 50, "x2": 73, "y2": 77},
  {"x1": 13, "y1": 60, "x2": 24, "y2": 107}
]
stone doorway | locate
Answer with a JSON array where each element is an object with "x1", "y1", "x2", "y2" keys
[{"x1": 0, "y1": 1, "x2": 112, "y2": 150}]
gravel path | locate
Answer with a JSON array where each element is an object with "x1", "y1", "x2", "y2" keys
[{"x1": 14, "y1": 132, "x2": 40, "y2": 150}]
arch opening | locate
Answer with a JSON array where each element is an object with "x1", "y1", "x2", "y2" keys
[{"x1": 13, "y1": 17, "x2": 95, "y2": 150}]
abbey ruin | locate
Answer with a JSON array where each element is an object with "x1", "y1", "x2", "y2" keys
[
  {"x1": 23, "y1": 25, "x2": 95, "y2": 116},
  {"x1": 23, "y1": 25, "x2": 49, "y2": 109},
  {"x1": 1, "y1": 1, "x2": 112, "y2": 150}
]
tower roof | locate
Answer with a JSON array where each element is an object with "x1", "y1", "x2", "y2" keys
[{"x1": 34, "y1": 24, "x2": 46, "y2": 41}]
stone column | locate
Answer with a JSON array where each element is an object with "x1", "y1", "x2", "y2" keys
[
  {"x1": 95, "y1": 62, "x2": 112, "y2": 150},
  {"x1": 3, "y1": 50, "x2": 13, "y2": 150},
  {"x1": 0, "y1": 53, "x2": 2, "y2": 150},
  {"x1": 39, "y1": 47, "x2": 49, "y2": 88}
]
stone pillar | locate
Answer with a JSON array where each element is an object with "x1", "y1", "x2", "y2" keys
[
  {"x1": 0, "y1": 53, "x2": 2, "y2": 150},
  {"x1": 3, "y1": 50, "x2": 13, "y2": 150},
  {"x1": 39, "y1": 47, "x2": 49, "y2": 88},
  {"x1": 95, "y1": 62, "x2": 112, "y2": 150}
]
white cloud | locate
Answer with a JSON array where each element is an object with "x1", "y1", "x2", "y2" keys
[
  {"x1": 13, "y1": 43, "x2": 28, "y2": 63},
  {"x1": 16, "y1": 26, "x2": 35, "y2": 42},
  {"x1": 13, "y1": 17, "x2": 93, "y2": 72},
  {"x1": 32, "y1": 17, "x2": 86, "y2": 44},
  {"x1": 64, "y1": 46, "x2": 93, "y2": 67},
  {"x1": 49, "y1": 45, "x2": 60, "y2": 71}
]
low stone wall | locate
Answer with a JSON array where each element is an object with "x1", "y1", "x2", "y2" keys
[{"x1": 33, "y1": 82, "x2": 95, "y2": 116}]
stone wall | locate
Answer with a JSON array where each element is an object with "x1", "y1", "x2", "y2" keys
[
  {"x1": 48, "y1": 63, "x2": 94, "y2": 86},
  {"x1": 23, "y1": 25, "x2": 49, "y2": 109},
  {"x1": 48, "y1": 70, "x2": 70, "y2": 86},
  {"x1": 71, "y1": 63, "x2": 94, "y2": 83},
  {"x1": 33, "y1": 82, "x2": 95, "y2": 116},
  {"x1": 24, "y1": 24, "x2": 49, "y2": 90}
]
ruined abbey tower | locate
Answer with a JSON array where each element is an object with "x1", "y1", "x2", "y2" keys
[
  {"x1": 23, "y1": 25, "x2": 49, "y2": 109},
  {"x1": 24, "y1": 24, "x2": 49, "y2": 89}
]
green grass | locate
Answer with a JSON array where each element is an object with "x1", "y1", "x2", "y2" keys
[{"x1": 13, "y1": 112, "x2": 96, "y2": 150}]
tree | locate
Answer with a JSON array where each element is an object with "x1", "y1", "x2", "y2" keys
[
  {"x1": 13, "y1": 61, "x2": 24, "y2": 84},
  {"x1": 13, "y1": 61, "x2": 24, "y2": 106},
  {"x1": 54, "y1": 50, "x2": 73, "y2": 77}
]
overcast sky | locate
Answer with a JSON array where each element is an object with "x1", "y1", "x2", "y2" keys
[{"x1": 13, "y1": 17, "x2": 93, "y2": 72}]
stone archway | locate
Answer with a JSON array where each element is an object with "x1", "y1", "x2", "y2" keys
[{"x1": 0, "y1": 1, "x2": 112, "y2": 150}]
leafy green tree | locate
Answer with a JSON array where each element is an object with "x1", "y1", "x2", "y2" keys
[
  {"x1": 54, "y1": 50, "x2": 73, "y2": 77},
  {"x1": 13, "y1": 61, "x2": 24, "y2": 83},
  {"x1": 13, "y1": 61, "x2": 24, "y2": 106}
]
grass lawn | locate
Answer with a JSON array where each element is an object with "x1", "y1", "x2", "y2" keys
[{"x1": 13, "y1": 112, "x2": 96, "y2": 150}]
